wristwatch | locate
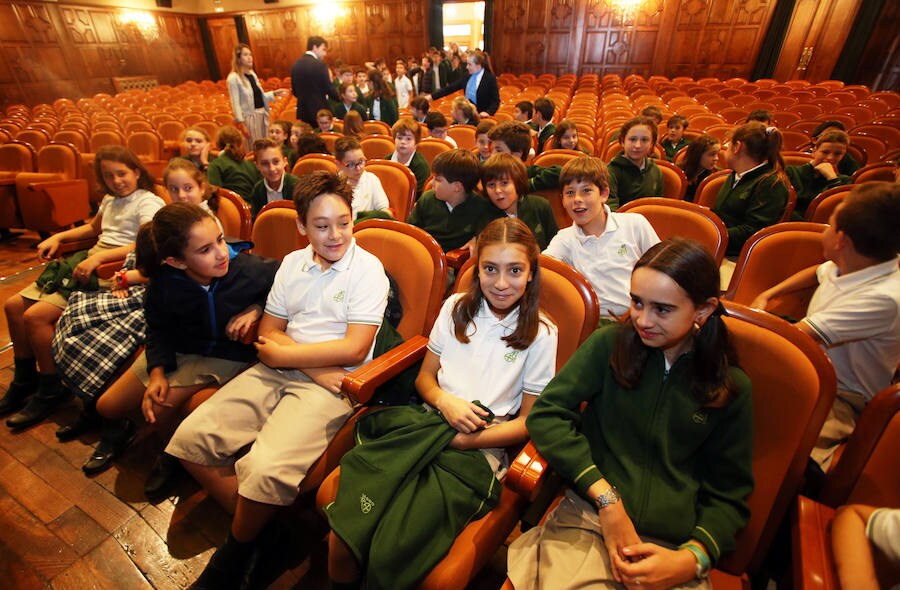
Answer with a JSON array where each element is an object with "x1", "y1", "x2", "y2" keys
[{"x1": 593, "y1": 485, "x2": 620, "y2": 510}]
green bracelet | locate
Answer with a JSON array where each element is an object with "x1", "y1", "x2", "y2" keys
[{"x1": 679, "y1": 542, "x2": 711, "y2": 578}]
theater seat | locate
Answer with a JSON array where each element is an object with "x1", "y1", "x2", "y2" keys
[
  {"x1": 618, "y1": 197, "x2": 728, "y2": 264},
  {"x1": 249, "y1": 200, "x2": 308, "y2": 261},
  {"x1": 16, "y1": 142, "x2": 91, "y2": 234},
  {"x1": 316, "y1": 254, "x2": 601, "y2": 589},
  {"x1": 724, "y1": 221, "x2": 827, "y2": 319},
  {"x1": 804, "y1": 184, "x2": 852, "y2": 223},
  {"x1": 359, "y1": 136, "x2": 396, "y2": 161},
  {"x1": 291, "y1": 153, "x2": 338, "y2": 177},
  {"x1": 506, "y1": 302, "x2": 836, "y2": 589},
  {"x1": 417, "y1": 138, "x2": 454, "y2": 167},
  {"x1": 213, "y1": 187, "x2": 252, "y2": 240},
  {"x1": 366, "y1": 159, "x2": 416, "y2": 221},
  {"x1": 791, "y1": 383, "x2": 900, "y2": 590}
]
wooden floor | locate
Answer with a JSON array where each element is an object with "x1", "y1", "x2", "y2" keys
[{"x1": 0, "y1": 231, "x2": 509, "y2": 589}]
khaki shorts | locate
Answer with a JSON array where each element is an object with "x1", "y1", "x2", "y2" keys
[
  {"x1": 508, "y1": 489, "x2": 711, "y2": 590},
  {"x1": 166, "y1": 363, "x2": 354, "y2": 506},
  {"x1": 131, "y1": 351, "x2": 249, "y2": 388},
  {"x1": 810, "y1": 389, "x2": 867, "y2": 471}
]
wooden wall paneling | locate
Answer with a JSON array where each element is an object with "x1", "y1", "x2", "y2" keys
[
  {"x1": 772, "y1": 0, "x2": 862, "y2": 83},
  {"x1": 206, "y1": 16, "x2": 240, "y2": 83},
  {"x1": 579, "y1": 0, "x2": 663, "y2": 78},
  {"x1": 854, "y1": 0, "x2": 899, "y2": 91},
  {"x1": 362, "y1": 0, "x2": 428, "y2": 66},
  {"x1": 655, "y1": 0, "x2": 779, "y2": 80},
  {"x1": 244, "y1": 8, "x2": 306, "y2": 79}
]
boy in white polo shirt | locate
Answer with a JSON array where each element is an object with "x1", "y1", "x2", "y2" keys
[
  {"x1": 751, "y1": 182, "x2": 900, "y2": 471},
  {"x1": 543, "y1": 156, "x2": 660, "y2": 320},
  {"x1": 334, "y1": 136, "x2": 391, "y2": 220},
  {"x1": 168, "y1": 170, "x2": 389, "y2": 588}
]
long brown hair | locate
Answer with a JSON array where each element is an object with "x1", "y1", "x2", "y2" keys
[
  {"x1": 451, "y1": 218, "x2": 543, "y2": 350},
  {"x1": 162, "y1": 158, "x2": 218, "y2": 213},
  {"x1": 730, "y1": 121, "x2": 788, "y2": 185},
  {"x1": 681, "y1": 135, "x2": 720, "y2": 182},
  {"x1": 135, "y1": 202, "x2": 213, "y2": 279},
  {"x1": 94, "y1": 145, "x2": 155, "y2": 195},
  {"x1": 610, "y1": 237, "x2": 738, "y2": 406}
]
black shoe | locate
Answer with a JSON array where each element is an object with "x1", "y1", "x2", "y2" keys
[
  {"x1": 0, "y1": 381, "x2": 36, "y2": 417},
  {"x1": 144, "y1": 453, "x2": 183, "y2": 501},
  {"x1": 6, "y1": 389, "x2": 71, "y2": 429},
  {"x1": 82, "y1": 419, "x2": 136, "y2": 475},
  {"x1": 56, "y1": 408, "x2": 102, "y2": 441},
  {"x1": 190, "y1": 536, "x2": 254, "y2": 590}
]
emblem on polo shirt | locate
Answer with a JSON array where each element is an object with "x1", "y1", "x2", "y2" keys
[
  {"x1": 360, "y1": 493, "x2": 375, "y2": 513},
  {"x1": 504, "y1": 350, "x2": 518, "y2": 363},
  {"x1": 617, "y1": 244, "x2": 627, "y2": 256},
  {"x1": 692, "y1": 411, "x2": 708, "y2": 424},
  {"x1": 333, "y1": 290, "x2": 345, "y2": 302}
]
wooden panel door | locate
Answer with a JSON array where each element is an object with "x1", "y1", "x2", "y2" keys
[
  {"x1": 772, "y1": 0, "x2": 862, "y2": 82},
  {"x1": 207, "y1": 16, "x2": 238, "y2": 81}
]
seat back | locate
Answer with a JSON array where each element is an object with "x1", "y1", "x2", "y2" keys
[
  {"x1": 850, "y1": 134, "x2": 886, "y2": 163},
  {"x1": 251, "y1": 200, "x2": 308, "y2": 260},
  {"x1": 90, "y1": 130, "x2": 126, "y2": 152},
  {"x1": 15, "y1": 129, "x2": 49, "y2": 151},
  {"x1": 819, "y1": 383, "x2": 900, "y2": 509},
  {"x1": 52, "y1": 130, "x2": 88, "y2": 153},
  {"x1": 365, "y1": 159, "x2": 417, "y2": 222},
  {"x1": 717, "y1": 302, "x2": 835, "y2": 575},
  {"x1": 416, "y1": 138, "x2": 454, "y2": 167},
  {"x1": 214, "y1": 187, "x2": 252, "y2": 240},
  {"x1": 318, "y1": 131, "x2": 342, "y2": 154},
  {"x1": 0, "y1": 141, "x2": 36, "y2": 173},
  {"x1": 353, "y1": 219, "x2": 447, "y2": 339},
  {"x1": 362, "y1": 120, "x2": 392, "y2": 136},
  {"x1": 780, "y1": 130, "x2": 811, "y2": 151},
  {"x1": 851, "y1": 161, "x2": 895, "y2": 184},
  {"x1": 804, "y1": 184, "x2": 852, "y2": 223},
  {"x1": 127, "y1": 131, "x2": 163, "y2": 160},
  {"x1": 618, "y1": 198, "x2": 729, "y2": 264},
  {"x1": 157, "y1": 120, "x2": 186, "y2": 143},
  {"x1": 653, "y1": 158, "x2": 688, "y2": 199},
  {"x1": 456, "y1": 254, "x2": 600, "y2": 367},
  {"x1": 36, "y1": 142, "x2": 80, "y2": 179},
  {"x1": 724, "y1": 222, "x2": 827, "y2": 318},
  {"x1": 446, "y1": 125, "x2": 477, "y2": 150},
  {"x1": 533, "y1": 149, "x2": 582, "y2": 168},
  {"x1": 291, "y1": 153, "x2": 338, "y2": 177},
  {"x1": 359, "y1": 136, "x2": 395, "y2": 161},
  {"x1": 694, "y1": 169, "x2": 731, "y2": 209}
]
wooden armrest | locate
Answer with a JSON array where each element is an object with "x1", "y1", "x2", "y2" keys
[
  {"x1": 505, "y1": 440, "x2": 551, "y2": 501},
  {"x1": 446, "y1": 247, "x2": 471, "y2": 270},
  {"x1": 792, "y1": 495, "x2": 837, "y2": 590},
  {"x1": 26, "y1": 178, "x2": 82, "y2": 191},
  {"x1": 341, "y1": 335, "x2": 428, "y2": 404}
]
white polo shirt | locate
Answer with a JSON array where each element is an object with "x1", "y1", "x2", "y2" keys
[
  {"x1": 351, "y1": 170, "x2": 390, "y2": 219},
  {"x1": 802, "y1": 257, "x2": 900, "y2": 401},
  {"x1": 265, "y1": 238, "x2": 389, "y2": 370},
  {"x1": 264, "y1": 174, "x2": 286, "y2": 204},
  {"x1": 427, "y1": 294, "x2": 558, "y2": 417},
  {"x1": 97, "y1": 189, "x2": 165, "y2": 247},
  {"x1": 543, "y1": 207, "x2": 660, "y2": 318}
]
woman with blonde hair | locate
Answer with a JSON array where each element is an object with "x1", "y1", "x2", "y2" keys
[{"x1": 226, "y1": 43, "x2": 287, "y2": 148}]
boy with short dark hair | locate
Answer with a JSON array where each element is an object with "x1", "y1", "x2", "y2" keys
[
  {"x1": 424, "y1": 111, "x2": 457, "y2": 147},
  {"x1": 170, "y1": 170, "x2": 389, "y2": 586},
  {"x1": 746, "y1": 109, "x2": 773, "y2": 125},
  {"x1": 482, "y1": 152, "x2": 558, "y2": 249},
  {"x1": 388, "y1": 119, "x2": 430, "y2": 195},
  {"x1": 475, "y1": 120, "x2": 496, "y2": 162},
  {"x1": 751, "y1": 182, "x2": 900, "y2": 472},
  {"x1": 488, "y1": 121, "x2": 560, "y2": 191},
  {"x1": 533, "y1": 98, "x2": 556, "y2": 154},
  {"x1": 514, "y1": 101, "x2": 534, "y2": 125},
  {"x1": 640, "y1": 105, "x2": 664, "y2": 126},
  {"x1": 409, "y1": 96, "x2": 430, "y2": 123},
  {"x1": 786, "y1": 129, "x2": 852, "y2": 217},
  {"x1": 543, "y1": 156, "x2": 660, "y2": 320},
  {"x1": 407, "y1": 149, "x2": 502, "y2": 253},
  {"x1": 249, "y1": 138, "x2": 299, "y2": 219},
  {"x1": 661, "y1": 114, "x2": 690, "y2": 162},
  {"x1": 811, "y1": 121, "x2": 860, "y2": 176}
]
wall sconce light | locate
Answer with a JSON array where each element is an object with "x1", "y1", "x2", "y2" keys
[{"x1": 118, "y1": 10, "x2": 160, "y2": 41}]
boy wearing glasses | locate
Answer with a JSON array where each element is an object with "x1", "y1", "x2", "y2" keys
[{"x1": 335, "y1": 136, "x2": 391, "y2": 220}]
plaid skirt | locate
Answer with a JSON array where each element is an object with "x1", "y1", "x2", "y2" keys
[{"x1": 51, "y1": 286, "x2": 147, "y2": 400}]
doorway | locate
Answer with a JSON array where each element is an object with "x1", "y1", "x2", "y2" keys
[{"x1": 442, "y1": 2, "x2": 486, "y2": 52}]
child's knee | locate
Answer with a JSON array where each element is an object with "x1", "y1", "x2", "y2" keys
[
  {"x1": 3, "y1": 294, "x2": 25, "y2": 320},
  {"x1": 22, "y1": 302, "x2": 61, "y2": 329}
]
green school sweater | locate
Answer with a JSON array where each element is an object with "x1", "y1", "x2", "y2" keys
[
  {"x1": 388, "y1": 151, "x2": 430, "y2": 196},
  {"x1": 786, "y1": 163, "x2": 851, "y2": 218},
  {"x1": 525, "y1": 325, "x2": 754, "y2": 564},
  {"x1": 607, "y1": 154, "x2": 665, "y2": 209},
  {"x1": 365, "y1": 95, "x2": 399, "y2": 126},
  {"x1": 526, "y1": 164, "x2": 561, "y2": 192},
  {"x1": 491, "y1": 193, "x2": 559, "y2": 250},
  {"x1": 661, "y1": 137, "x2": 691, "y2": 162},
  {"x1": 713, "y1": 163, "x2": 789, "y2": 256},
  {"x1": 407, "y1": 190, "x2": 503, "y2": 252},
  {"x1": 207, "y1": 154, "x2": 261, "y2": 201},
  {"x1": 248, "y1": 173, "x2": 299, "y2": 219}
]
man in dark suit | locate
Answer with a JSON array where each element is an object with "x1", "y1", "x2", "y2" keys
[
  {"x1": 290, "y1": 36, "x2": 340, "y2": 127},
  {"x1": 426, "y1": 50, "x2": 500, "y2": 116}
]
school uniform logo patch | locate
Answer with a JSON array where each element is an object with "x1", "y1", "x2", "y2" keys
[
  {"x1": 333, "y1": 290, "x2": 345, "y2": 302},
  {"x1": 360, "y1": 493, "x2": 375, "y2": 513},
  {"x1": 504, "y1": 350, "x2": 518, "y2": 363},
  {"x1": 617, "y1": 244, "x2": 628, "y2": 256},
  {"x1": 692, "y1": 411, "x2": 708, "y2": 424}
]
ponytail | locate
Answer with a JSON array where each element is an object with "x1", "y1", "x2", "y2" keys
[
  {"x1": 731, "y1": 122, "x2": 789, "y2": 186},
  {"x1": 690, "y1": 303, "x2": 736, "y2": 406},
  {"x1": 134, "y1": 222, "x2": 160, "y2": 279}
]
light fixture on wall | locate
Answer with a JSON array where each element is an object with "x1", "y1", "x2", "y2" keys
[
  {"x1": 610, "y1": 0, "x2": 661, "y2": 24},
  {"x1": 311, "y1": 3, "x2": 346, "y2": 35},
  {"x1": 118, "y1": 10, "x2": 160, "y2": 41},
  {"x1": 212, "y1": 0, "x2": 224, "y2": 13}
]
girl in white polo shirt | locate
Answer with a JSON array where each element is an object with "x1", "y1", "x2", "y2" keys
[{"x1": 326, "y1": 217, "x2": 558, "y2": 590}]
